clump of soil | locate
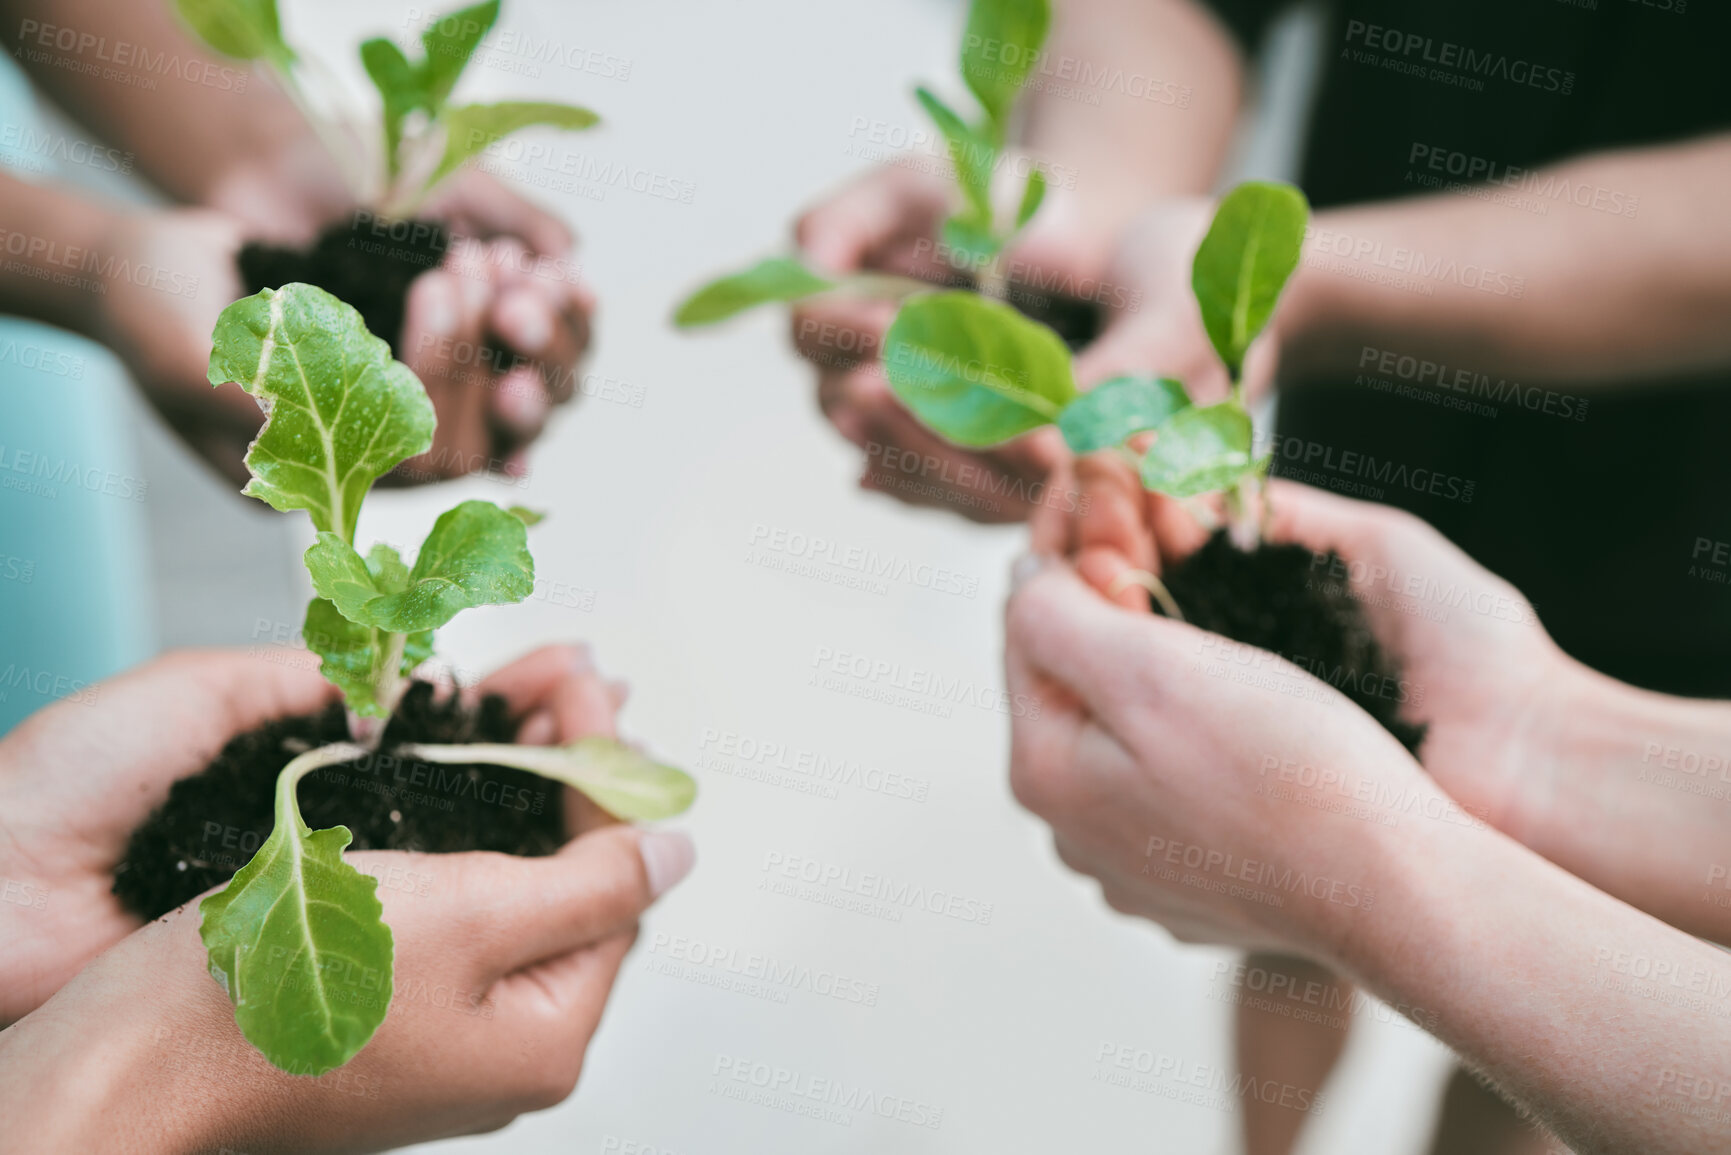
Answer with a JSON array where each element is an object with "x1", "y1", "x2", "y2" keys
[
  {"x1": 238, "y1": 216, "x2": 448, "y2": 355},
  {"x1": 1004, "y1": 282, "x2": 1102, "y2": 350},
  {"x1": 1161, "y1": 531, "x2": 1426, "y2": 754},
  {"x1": 113, "y1": 681, "x2": 566, "y2": 921}
]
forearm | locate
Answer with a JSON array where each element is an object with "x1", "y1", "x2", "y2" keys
[
  {"x1": 0, "y1": 0, "x2": 345, "y2": 235},
  {"x1": 1278, "y1": 135, "x2": 1731, "y2": 386},
  {"x1": 1518, "y1": 663, "x2": 1731, "y2": 944},
  {"x1": 1020, "y1": 0, "x2": 1245, "y2": 252},
  {"x1": 1329, "y1": 813, "x2": 1731, "y2": 1154},
  {"x1": 0, "y1": 172, "x2": 118, "y2": 338}
]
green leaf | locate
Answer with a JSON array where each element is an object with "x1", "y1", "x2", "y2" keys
[
  {"x1": 418, "y1": 0, "x2": 500, "y2": 108},
  {"x1": 360, "y1": 38, "x2": 424, "y2": 177},
  {"x1": 174, "y1": 0, "x2": 294, "y2": 66},
  {"x1": 199, "y1": 747, "x2": 393, "y2": 1075},
  {"x1": 1192, "y1": 181, "x2": 1310, "y2": 379},
  {"x1": 207, "y1": 284, "x2": 434, "y2": 543},
  {"x1": 673, "y1": 258, "x2": 836, "y2": 327},
  {"x1": 915, "y1": 86, "x2": 995, "y2": 226},
  {"x1": 407, "y1": 737, "x2": 697, "y2": 822},
  {"x1": 1057, "y1": 376, "x2": 1190, "y2": 454},
  {"x1": 942, "y1": 216, "x2": 1003, "y2": 265},
  {"x1": 301, "y1": 544, "x2": 434, "y2": 717},
  {"x1": 432, "y1": 100, "x2": 599, "y2": 187},
  {"x1": 507, "y1": 506, "x2": 546, "y2": 526},
  {"x1": 882, "y1": 291, "x2": 1075, "y2": 447},
  {"x1": 307, "y1": 501, "x2": 534, "y2": 634},
  {"x1": 961, "y1": 0, "x2": 1051, "y2": 136},
  {"x1": 1014, "y1": 167, "x2": 1047, "y2": 231},
  {"x1": 1139, "y1": 402, "x2": 1255, "y2": 497}
]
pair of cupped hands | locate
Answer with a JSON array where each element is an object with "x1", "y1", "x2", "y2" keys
[{"x1": 793, "y1": 162, "x2": 1573, "y2": 958}]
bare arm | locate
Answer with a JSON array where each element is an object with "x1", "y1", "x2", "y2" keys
[{"x1": 1278, "y1": 135, "x2": 1731, "y2": 385}]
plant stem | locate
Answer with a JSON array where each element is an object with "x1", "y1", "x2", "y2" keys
[
  {"x1": 400, "y1": 742, "x2": 567, "y2": 776},
  {"x1": 1109, "y1": 570, "x2": 1186, "y2": 622},
  {"x1": 266, "y1": 57, "x2": 371, "y2": 204},
  {"x1": 275, "y1": 742, "x2": 369, "y2": 832}
]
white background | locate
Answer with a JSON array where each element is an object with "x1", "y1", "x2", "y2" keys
[{"x1": 121, "y1": 1, "x2": 1460, "y2": 1151}]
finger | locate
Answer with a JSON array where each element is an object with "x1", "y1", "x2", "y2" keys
[
  {"x1": 430, "y1": 170, "x2": 574, "y2": 256},
  {"x1": 401, "y1": 269, "x2": 494, "y2": 478},
  {"x1": 482, "y1": 826, "x2": 692, "y2": 974},
  {"x1": 497, "y1": 925, "x2": 633, "y2": 1035},
  {"x1": 1147, "y1": 491, "x2": 1213, "y2": 567},
  {"x1": 475, "y1": 644, "x2": 598, "y2": 721},
  {"x1": 1028, "y1": 458, "x2": 1078, "y2": 556},
  {"x1": 790, "y1": 295, "x2": 894, "y2": 368},
  {"x1": 1263, "y1": 478, "x2": 1403, "y2": 561},
  {"x1": 1071, "y1": 454, "x2": 1157, "y2": 609},
  {"x1": 795, "y1": 166, "x2": 948, "y2": 274}
]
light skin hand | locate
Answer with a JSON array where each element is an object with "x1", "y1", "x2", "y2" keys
[
  {"x1": 1004, "y1": 556, "x2": 1731, "y2": 1155},
  {"x1": 0, "y1": 820, "x2": 693, "y2": 1154},
  {"x1": 0, "y1": 643, "x2": 631, "y2": 1027}
]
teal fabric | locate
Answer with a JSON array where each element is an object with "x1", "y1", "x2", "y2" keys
[{"x1": 0, "y1": 59, "x2": 154, "y2": 734}]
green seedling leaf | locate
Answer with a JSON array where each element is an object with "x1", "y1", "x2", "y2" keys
[
  {"x1": 673, "y1": 258, "x2": 836, "y2": 327},
  {"x1": 406, "y1": 737, "x2": 696, "y2": 821},
  {"x1": 1014, "y1": 167, "x2": 1047, "y2": 231},
  {"x1": 307, "y1": 500, "x2": 533, "y2": 634},
  {"x1": 1057, "y1": 376, "x2": 1190, "y2": 454},
  {"x1": 432, "y1": 100, "x2": 599, "y2": 187},
  {"x1": 419, "y1": 0, "x2": 500, "y2": 107},
  {"x1": 942, "y1": 216, "x2": 1003, "y2": 264},
  {"x1": 883, "y1": 291, "x2": 1075, "y2": 447},
  {"x1": 175, "y1": 0, "x2": 294, "y2": 66},
  {"x1": 961, "y1": 0, "x2": 1051, "y2": 137},
  {"x1": 915, "y1": 86, "x2": 995, "y2": 226},
  {"x1": 508, "y1": 506, "x2": 546, "y2": 526},
  {"x1": 208, "y1": 284, "x2": 434, "y2": 543},
  {"x1": 302, "y1": 544, "x2": 434, "y2": 717},
  {"x1": 199, "y1": 744, "x2": 393, "y2": 1075},
  {"x1": 1192, "y1": 181, "x2": 1310, "y2": 379},
  {"x1": 360, "y1": 38, "x2": 423, "y2": 176},
  {"x1": 1139, "y1": 402, "x2": 1255, "y2": 498}
]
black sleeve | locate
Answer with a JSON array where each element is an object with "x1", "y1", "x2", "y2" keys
[{"x1": 1196, "y1": 0, "x2": 1297, "y2": 53}]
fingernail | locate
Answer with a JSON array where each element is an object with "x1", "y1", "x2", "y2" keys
[
  {"x1": 505, "y1": 293, "x2": 553, "y2": 352},
  {"x1": 422, "y1": 277, "x2": 458, "y2": 338},
  {"x1": 640, "y1": 830, "x2": 695, "y2": 898},
  {"x1": 1010, "y1": 552, "x2": 1054, "y2": 593}
]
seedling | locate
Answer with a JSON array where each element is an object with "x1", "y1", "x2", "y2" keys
[
  {"x1": 881, "y1": 181, "x2": 1309, "y2": 575},
  {"x1": 196, "y1": 282, "x2": 695, "y2": 1076},
  {"x1": 671, "y1": 0, "x2": 1052, "y2": 328},
  {"x1": 173, "y1": 0, "x2": 597, "y2": 216}
]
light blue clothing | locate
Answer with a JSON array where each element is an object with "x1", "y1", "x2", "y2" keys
[{"x1": 0, "y1": 59, "x2": 153, "y2": 733}]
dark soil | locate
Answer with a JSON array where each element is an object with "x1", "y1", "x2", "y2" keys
[
  {"x1": 1161, "y1": 531, "x2": 1426, "y2": 754},
  {"x1": 113, "y1": 681, "x2": 566, "y2": 921},
  {"x1": 1005, "y1": 282, "x2": 1102, "y2": 350},
  {"x1": 238, "y1": 217, "x2": 448, "y2": 356}
]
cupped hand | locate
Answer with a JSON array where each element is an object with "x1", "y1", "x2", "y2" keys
[
  {"x1": 1037, "y1": 453, "x2": 1575, "y2": 851},
  {"x1": 1004, "y1": 555, "x2": 1429, "y2": 958},
  {"x1": 789, "y1": 162, "x2": 1106, "y2": 523},
  {"x1": 0, "y1": 818, "x2": 691, "y2": 1153},
  {"x1": 0, "y1": 642, "x2": 629, "y2": 1026}
]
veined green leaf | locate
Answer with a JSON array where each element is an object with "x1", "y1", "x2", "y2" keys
[
  {"x1": 301, "y1": 544, "x2": 433, "y2": 717},
  {"x1": 673, "y1": 258, "x2": 835, "y2": 327},
  {"x1": 1139, "y1": 402, "x2": 1255, "y2": 497},
  {"x1": 174, "y1": 0, "x2": 294, "y2": 66},
  {"x1": 208, "y1": 284, "x2": 434, "y2": 543},
  {"x1": 882, "y1": 291, "x2": 1074, "y2": 447},
  {"x1": 915, "y1": 86, "x2": 995, "y2": 226},
  {"x1": 361, "y1": 38, "x2": 423, "y2": 176},
  {"x1": 419, "y1": 0, "x2": 500, "y2": 108},
  {"x1": 199, "y1": 743, "x2": 393, "y2": 1075},
  {"x1": 405, "y1": 737, "x2": 696, "y2": 822},
  {"x1": 961, "y1": 0, "x2": 1051, "y2": 137},
  {"x1": 507, "y1": 506, "x2": 546, "y2": 526},
  {"x1": 1057, "y1": 376, "x2": 1190, "y2": 454},
  {"x1": 1192, "y1": 181, "x2": 1310, "y2": 379},
  {"x1": 1014, "y1": 167, "x2": 1047, "y2": 231},
  {"x1": 432, "y1": 100, "x2": 599, "y2": 187},
  {"x1": 941, "y1": 215, "x2": 1002, "y2": 264},
  {"x1": 307, "y1": 501, "x2": 534, "y2": 634}
]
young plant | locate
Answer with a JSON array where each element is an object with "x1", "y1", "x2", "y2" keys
[
  {"x1": 197, "y1": 282, "x2": 695, "y2": 1076},
  {"x1": 173, "y1": 0, "x2": 596, "y2": 215},
  {"x1": 879, "y1": 181, "x2": 1309, "y2": 571},
  {"x1": 671, "y1": 0, "x2": 1051, "y2": 329}
]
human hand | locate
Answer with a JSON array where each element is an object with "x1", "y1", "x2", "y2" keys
[
  {"x1": 0, "y1": 642, "x2": 630, "y2": 1027},
  {"x1": 789, "y1": 162, "x2": 1109, "y2": 523},
  {"x1": 1039, "y1": 456, "x2": 1572, "y2": 848},
  {"x1": 0, "y1": 816, "x2": 691, "y2": 1153},
  {"x1": 1004, "y1": 555, "x2": 1428, "y2": 957}
]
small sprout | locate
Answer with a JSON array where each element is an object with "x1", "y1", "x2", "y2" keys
[
  {"x1": 199, "y1": 283, "x2": 695, "y2": 1076},
  {"x1": 673, "y1": 258, "x2": 837, "y2": 327}
]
